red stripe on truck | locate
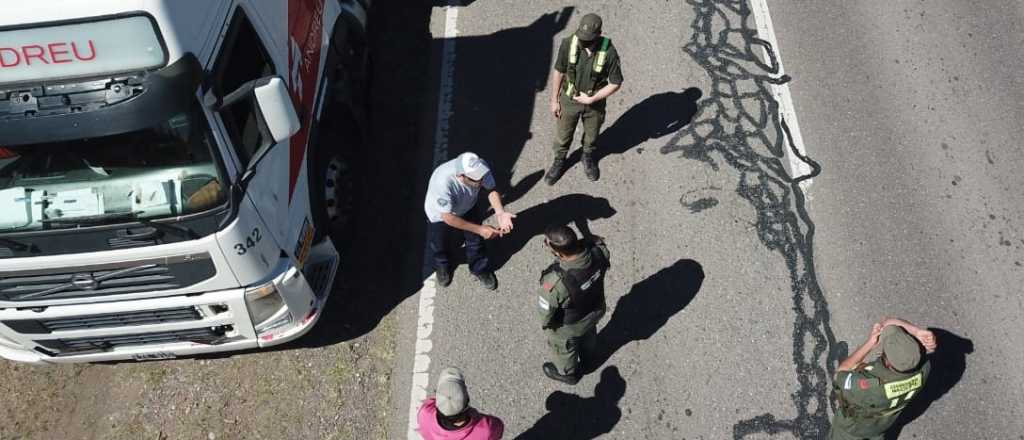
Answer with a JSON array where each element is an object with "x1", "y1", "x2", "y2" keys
[{"x1": 286, "y1": 0, "x2": 326, "y2": 202}]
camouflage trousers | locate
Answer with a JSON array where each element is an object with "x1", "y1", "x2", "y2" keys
[{"x1": 544, "y1": 309, "x2": 604, "y2": 376}]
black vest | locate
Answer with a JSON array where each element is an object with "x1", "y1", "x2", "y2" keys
[{"x1": 542, "y1": 245, "x2": 610, "y2": 325}]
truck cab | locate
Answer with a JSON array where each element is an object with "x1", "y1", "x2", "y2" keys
[{"x1": 0, "y1": 0, "x2": 369, "y2": 363}]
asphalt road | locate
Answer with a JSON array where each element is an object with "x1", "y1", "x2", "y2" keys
[{"x1": 389, "y1": 1, "x2": 1024, "y2": 439}]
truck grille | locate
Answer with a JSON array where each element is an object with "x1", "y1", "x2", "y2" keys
[
  {"x1": 36, "y1": 326, "x2": 229, "y2": 356},
  {"x1": 0, "y1": 254, "x2": 215, "y2": 302},
  {"x1": 3, "y1": 307, "x2": 202, "y2": 334}
]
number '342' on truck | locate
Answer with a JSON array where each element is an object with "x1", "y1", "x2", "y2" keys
[{"x1": 0, "y1": 0, "x2": 371, "y2": 364}]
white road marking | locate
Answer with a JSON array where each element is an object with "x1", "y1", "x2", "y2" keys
[
  {"x1": 407, "y1": 4, "x2": 459, "y2": 439},
  {"x1": 406, "y1": 276, "x2": 438, "y2": 440},
  {"x1": 749, "y1": 0, "x2": 814, "y2": 190}
]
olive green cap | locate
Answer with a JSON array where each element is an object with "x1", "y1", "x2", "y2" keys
[
  {"x1": 576, "y1": 13, "x2": 602, "y2": 42},
  {"x1": 882, "y1": 326, "x2": 922, "y2": 372}
]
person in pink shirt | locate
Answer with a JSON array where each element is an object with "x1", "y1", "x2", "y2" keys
[{"x1": 417, "y1": 367, "x2": 504, "y2": 440}]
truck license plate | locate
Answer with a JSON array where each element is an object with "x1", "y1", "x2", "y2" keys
[{"x1": 132, "y1": 352, "x2": 176, "y2": 361}]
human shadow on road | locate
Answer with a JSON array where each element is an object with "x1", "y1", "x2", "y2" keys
[
  {"x1": 447, "y1": 7, "x2": 573, "y2": 194},
  {"x1": 566, "y1": 88, "x2": 703, "y2": 170},
  {"x1": 583, "y1": 259, "x2": 704, "y2": 375},
  {"x1": 516, "y1": 366, "x2": 626, "y2": 440},
  {"x1": 500, "y1": 170, "x2": 544, "y2": 207},
  {"x1": 488, "y1": 193, "x2": 616, "y2": 271},
  {"x1": 884, "y1": 329, "x2": 974, "y2": 440}
]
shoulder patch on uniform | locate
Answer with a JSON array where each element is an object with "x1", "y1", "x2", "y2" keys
[
  {"x1": 543, "y1": 282, "x2": 555, "y2": 291},
  {"x1": 437, "y1": 198, "x2": 449, "y2": 207},
  {"x1": 858, "y1": 378, "x2": 873, "y2": 390}
]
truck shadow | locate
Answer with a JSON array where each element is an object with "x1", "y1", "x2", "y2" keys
[
  {"x1": 291, "y1": 0, "x2": 438, "y2": 348},
  {"x1": 303, "y1": 6, "x2": 573, "y2": 347},
  {"x1": 446, "y1": 7, "x2": 573, "y2": 194}
]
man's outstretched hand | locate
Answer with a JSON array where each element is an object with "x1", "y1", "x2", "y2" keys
[{"x1": 495, "y1": 211, "x2": 516, "y2": 234}]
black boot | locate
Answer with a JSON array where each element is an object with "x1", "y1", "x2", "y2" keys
[
  {"x1": 434, "y1": 266, "x2": 452, "y2": 287},
  {"x1": 582, "y1": 152, "x2": 600, "y2": 181},
  {"x1": 473, "y1": 271, "x2": 498, "y2": 290},
  {"x1": 543, "y1": 362, "x2": 580, "y2": 385},
  {"x1": 544, "y1": 155, "x2": 567, "y2": 186}
]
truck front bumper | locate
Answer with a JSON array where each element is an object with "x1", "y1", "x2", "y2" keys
[{"x1": 0, "y1": 240, "x2": 339, "y2": 365}]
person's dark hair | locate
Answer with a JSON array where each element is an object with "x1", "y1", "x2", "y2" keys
[
  {"x1": 544, "y1": 224, "x2": 583, "y2": 255},
  {"x1": 436, "y1": 410, "x2": 471, "y2": 430}
]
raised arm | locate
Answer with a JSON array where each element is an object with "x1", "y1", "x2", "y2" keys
[
  {"x1": 881, "y1": 317, "x2": 937, "y2": 353},
  {"x1": 837, "y1": 323, "x2": 883, "y2": 372}
]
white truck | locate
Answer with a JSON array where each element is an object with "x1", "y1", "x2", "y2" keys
[{"x1": 0, "y1": 0, "x2": 370, "y2": 363}]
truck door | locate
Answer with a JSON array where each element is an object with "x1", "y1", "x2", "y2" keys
[{"x1": 206, "y1": 6, "x2": 292, "y2": 251}]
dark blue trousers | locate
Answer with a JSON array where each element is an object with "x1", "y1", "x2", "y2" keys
[{"x1": 427, "y1": 209, "x2": 489, "y2": 275}]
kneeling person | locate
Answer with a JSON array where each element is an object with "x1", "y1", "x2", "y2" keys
[{"x1": 424, "y1": 152, "x2": 515, "y2": 290}]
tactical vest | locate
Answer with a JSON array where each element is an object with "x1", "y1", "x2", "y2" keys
[
  {"x1": 542, "y1": 245, "x2": 610, "y2": 325},
  {"x1": 565, "y1": 35, "x2": 611, "y2": 97},
  {"x1": 835, "y1": 364, "x2": 925, "y2": 420}
]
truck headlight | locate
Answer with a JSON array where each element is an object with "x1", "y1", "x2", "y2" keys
[{"x1": 244, "y1": 282, "x2": 289, "y2": 332}]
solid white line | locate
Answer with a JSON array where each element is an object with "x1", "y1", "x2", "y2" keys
[
  {"x1": 407, "y1": 4, "x2": 459, "y2": 440},
  {"x1": 748, "y1": 0, "x2": 814, "y2": 190}
]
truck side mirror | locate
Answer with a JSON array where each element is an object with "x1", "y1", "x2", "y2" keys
[
  {"x1": 209, "y1": 76, "x2": 301, "y2": 193},
  {"x1": 253, "y1": 77, "x2": 300, "y2": 144}
]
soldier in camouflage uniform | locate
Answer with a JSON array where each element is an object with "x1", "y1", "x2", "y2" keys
[
  {"x1": 536, "y1": 225, "x2": 610, "y2": 385},
  {"x1": 830, "y1": 317, "x2": 938, "y2": 440}
]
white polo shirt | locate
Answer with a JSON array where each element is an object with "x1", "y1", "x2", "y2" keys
[{"x1": 423, "y1": 157, "x2": 496, "y2": 223}]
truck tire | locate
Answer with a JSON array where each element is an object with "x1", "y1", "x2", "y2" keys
[{"x1": 310, "y1": 118, "x2": 360, "y2": 248}]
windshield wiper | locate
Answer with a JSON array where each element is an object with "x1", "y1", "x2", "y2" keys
[
  {"x1": 39, "y1": 212, "x2": 139, "y2": 226},
  {"x1": 136, "y1": 217, "x2": 200, "y2": 240},
  {"x1": 40, "y1": 212, "x2": 199, "y2": 240}
]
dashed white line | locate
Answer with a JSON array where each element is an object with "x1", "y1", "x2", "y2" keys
[
  {"x1": 407, "y1": 4, "x2": 459, "y2": 440},
  {"x1": 749, "y1": 0, "x2": 814, "y2": 190},
  {"x1": 406, "y1": 277, "x2": 438, "y2": 440}
]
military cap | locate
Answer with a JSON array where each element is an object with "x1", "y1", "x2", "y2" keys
[
  {"x1": 882, "y1": 326, "x2": 922, "y2": 372},
  {"x1": 576, "y1": 13, "x2": 602, "y2": 42}
]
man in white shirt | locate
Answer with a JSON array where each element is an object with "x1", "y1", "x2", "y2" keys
[{"x1": 424, "y1": 152, "x2": 515, "y2": 290}]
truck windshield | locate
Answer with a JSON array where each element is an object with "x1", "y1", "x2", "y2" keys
[{"x1": 0, "y1": 101, "x2": 226, "y2": 232}]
